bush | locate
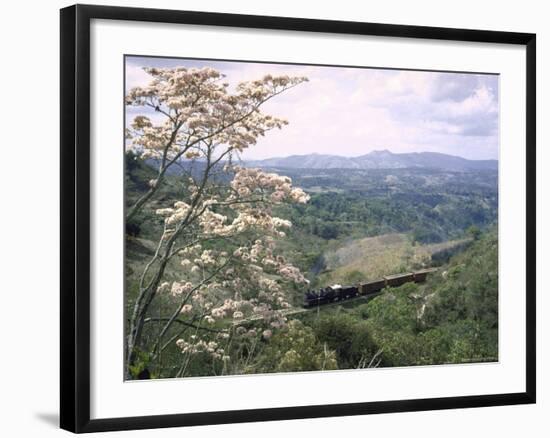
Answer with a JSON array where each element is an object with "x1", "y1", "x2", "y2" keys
[
  {"x1": 365, "y1": 283, "x2": 420, "y2": 333},
  {"x1": 313, "y1": 314, "x2": 379, "y2": 368},
  {"x1": 412, "y1": 226, "x2": 443, "y2": 244},
  {"x1": 255, "y1": 320, "x2": 338, "y2": 373}
]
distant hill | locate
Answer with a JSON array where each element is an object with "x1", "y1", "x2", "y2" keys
[{"x1": 244, "y1": 150, "x2": 497, "y2": 171}]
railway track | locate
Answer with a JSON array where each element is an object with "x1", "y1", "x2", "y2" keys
[{"x1": 233, "y1": 293, "x2": 380, "y2": 326}]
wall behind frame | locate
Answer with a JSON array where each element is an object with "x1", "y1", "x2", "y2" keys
[{"x1": 0, "y1": 0, "x2": 546, "y2": 437}]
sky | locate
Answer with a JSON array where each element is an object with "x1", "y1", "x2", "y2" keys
[{"x1": 125, "y1": 56, "x2": 499, "y2": 161}]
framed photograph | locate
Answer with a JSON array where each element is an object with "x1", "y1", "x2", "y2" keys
[{"x1": 60, "y1": 4, "x2": 536, "y2": 433}]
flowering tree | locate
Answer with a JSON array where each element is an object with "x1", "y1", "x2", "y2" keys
[
  {"x1": 125, "y1": 66, "x2": 310, "y2": 378},
  {"x1": 125, "y1": 66, "x2": 307, "y2": 221}
]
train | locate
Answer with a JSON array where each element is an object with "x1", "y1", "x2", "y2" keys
[{"x1": 303, "y1": 268, "x2": 436, "y2": 308}]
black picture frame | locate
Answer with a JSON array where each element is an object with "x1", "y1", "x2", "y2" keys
[{"x1": 60, "y1": 4, "x2": 536, "y2": 433}]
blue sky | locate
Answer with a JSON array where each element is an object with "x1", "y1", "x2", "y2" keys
[{"x1": 126, "y1": 56, "x2": 499, "y2": 161}]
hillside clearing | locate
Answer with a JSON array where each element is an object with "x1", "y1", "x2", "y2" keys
[{"x1": 318, "y1": 233, "x2": 470, "y2": 285}]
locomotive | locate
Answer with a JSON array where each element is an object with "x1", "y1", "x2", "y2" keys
[{"x1": 303, "y1": 269, "x2": 436, "y2": 308}]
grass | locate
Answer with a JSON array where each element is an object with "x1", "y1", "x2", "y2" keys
[{"x1": 318, "y1": 233, "x2": 470, "y2": 286}]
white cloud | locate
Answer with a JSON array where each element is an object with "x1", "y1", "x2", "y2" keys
[{"x1": 125, "y1": 56, "x2": 499, "y2": 160}]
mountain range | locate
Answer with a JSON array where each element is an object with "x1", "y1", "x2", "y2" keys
[{"x1": 243, "y1": 150, "x2": 497, "y2": 171}]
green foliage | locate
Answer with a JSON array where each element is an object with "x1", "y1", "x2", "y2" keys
[
  {"x1": 467, "y1": 225, "x2": 482, "y2": 241},
  {"x1": 300, "y1": 229, "x2": 499, "y2": 368},
  {"x1": 412, "y1": 225, "x2": 444, "y2": 244},
  {"x1": 312, "y1": 314, "x2": 378, "y2": 368},
  {"x1": 255, "y1": 321, "x2": 338, "y2": 373},
  {"x1": 357, "y1": 283, "x2": 426, "y2": 366},
  {"x1": 365, "y1": 283, "x2": 420, "y2": 333},
  {"x1": 127, "y1": 349, "x2": 155, "y2": 379},
  {"x1": 125, "y1": 152, "x2": 499, "y2": 375},
  {"x1": 285, "y1": 166, "x2": 497, "y2": 247},
  {"x1": 357, "y1": 229, "x2": 499, "y2": 366},
  {"x1": 424, "y1": 230, "x2": 498, "y2": 329}
]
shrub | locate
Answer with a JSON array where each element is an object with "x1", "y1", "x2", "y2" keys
[
  {"x1": 255, "y1": 320, "x2": 338, "y2": 373},
  {"x1": 313, "y1": 314, "x2": 379, "y2": 368}
]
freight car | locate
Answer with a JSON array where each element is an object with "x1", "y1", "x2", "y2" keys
[
  {"x1": 359, "y1": 279, "x2": 385, "y2": 295},
  {"x1": 303, "y1": 268, "x2": 437, "y2": 308},
  {"x1": 412, "y1": 268, "x2": 433, "y2": 283},
  {"x1": 384, "y1": 272, "x2": 415, "y2": 287}
]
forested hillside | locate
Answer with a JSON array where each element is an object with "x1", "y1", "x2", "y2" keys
[
  {"x1": 299, "y1": 230, "x2": 498, "y2": 369},
  {"x1": 125, "y1": 152, "x2": 498, "y2": 377}
]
